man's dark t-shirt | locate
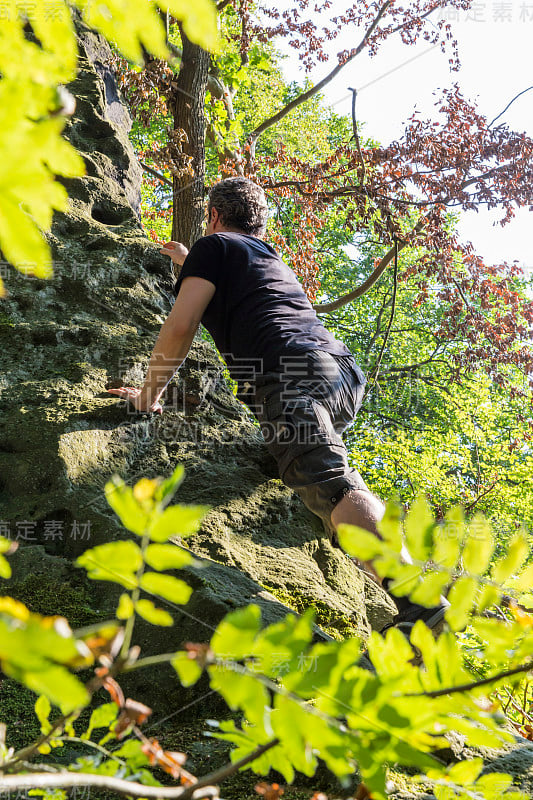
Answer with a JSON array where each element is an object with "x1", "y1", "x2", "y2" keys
[{"x1": 173, "y1": 232, "x2": 351, "y2": 385}]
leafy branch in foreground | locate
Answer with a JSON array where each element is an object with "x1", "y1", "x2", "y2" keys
[
  {"x1": 338, "y1": 495, "x2": 533, "y2": 631},
  {"x1": 0, "y1": 0, "x2": 217, "y2": 296},
  {"x1": 0, "y1": 472, "x2": 532, "y2": 800}
]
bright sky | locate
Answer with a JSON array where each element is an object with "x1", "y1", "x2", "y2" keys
[{"x1": 277, "y1": 1, "x2": 532, "y2": 277}]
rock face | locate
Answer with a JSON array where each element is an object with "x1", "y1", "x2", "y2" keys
[{"x1": 0, "y1": 17, "x2": 394, "y2": 716}]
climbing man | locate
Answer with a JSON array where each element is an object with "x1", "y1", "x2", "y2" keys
[{"x1": 108, "y1": 176, "x2": 449, "y2": 646}]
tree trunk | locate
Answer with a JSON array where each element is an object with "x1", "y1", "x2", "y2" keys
[{"x1": 171, "y1": 27, "x2": 209, "y2": 248}]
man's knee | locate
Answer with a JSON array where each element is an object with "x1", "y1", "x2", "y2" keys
[{"x1": 330, "y1": 486, "x2": 384, "y2": 535}]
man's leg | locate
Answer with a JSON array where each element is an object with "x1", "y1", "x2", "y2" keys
[
  {"x1": 330, "y1": 488, "x2": 386, "y2": 583},
  {"x1": 330, "y1": 488, "x2": 418, "y2": 583},
  {"x1": 253, "y1": 353, "x2": 450, "y2": 652},
  {"x1": 330, "y1": 488, "x2": 449, "y2": 644}
]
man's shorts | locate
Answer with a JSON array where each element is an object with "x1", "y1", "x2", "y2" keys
[{"x1": 244, "y1": 350, "x2": 369, "y2": 532}]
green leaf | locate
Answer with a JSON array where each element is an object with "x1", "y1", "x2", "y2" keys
[
  {"x1": 474, "y1": 773, "x2": 514, "y2": 794},
  {"x1": 30, "y1": 117, "x2": 86, "y2": 178},
  {"x1": 210, "y1": 605, "x2": 261, "y2": 659},
  {"x1": 0, "y1": 536, "x2": 13, "y2": 554},
  {"x1": 82, "y1": 702, "x2": 118, "y2": 740},
  {"x1": 140, "y1": 572, "x2": 192, "y2": 604},
  {"x1": 0, "y1": 190, "x2": 53, "y2": 277},
  {"x1": 172, "y1": 651, "x2": 203, "y2": 686},
  {"x1": 104, "y1": 476, "x2": 150, "y2": 535},
  {"x1": 367, "y1": 627, "x2": 415, "y2": 678},
  {"x1": 74, "y1": 0, "x2": 218, "y2": 65},
  {"x1": 163, "y1": 0, "x2": 219, "y2": 54},
  {"x1": 144, "y1": 543, "x2": 195, "y2": 571},
  {"x1": 17, "y1": 665, "x2": 89, "y2": 714},
  {"x1": 116, "y1": 593, "x2": 134, "y2": 620},
  {"x1": 409, "y1": 571, "x2": 449, "y2": 607},
  {"x1": 208, "y1": 664, "x2": 269, "y2": 727},
  {"x1": 462, "y1": 514, "x2": 494, "y2": 576},
  {"x1": 511, "y1": 563, "x2": 533, "y2": 591},
  {"x1": 30, "y1": 1, "x2": 78, "y2": 78},
  {"x1": 76, "y1": 541, "x2": 142, "y2": 589},
  {"x1": 113, "y1": 739, "x2": 152, "y2": 769},
  {"x1": 135, "y1": 599, "x2": 173, "y2": 626},
  {"x1": 0, "y1": 555, "x2": 11, "y2": 579},
  {"x1": 376, "y1": 703, "x2": 410, "y2": 728},
  {"x1": 433, "y1": 506, "x2": 464, "y2": 571},
  {"x1": 446, "y1": 576, "x2": 477, "y2": 630},
  {"x1": 271, "y1": 696, "x2": 317, "y2": 779},
  {"x1": 387, "y1": 563, "x2": 423, "y2": 597},
  {"x1": 447, "y1": 757, "x2": 483, "y2": 785},
  {"x1": 149, "y1": 504, "x2": 209, "y2": 541},
  {"x1": 35, "y1": 695, "x2": 52, "y2": 735},
  {"x1": 493, "y1": 532, "x2": 530, "y2": 584},
  {"x1": 153, "y1": 464, "x2": 185, "y2": 507},
  {"x1": 376, "y1": 499, "x2": 402, "y2": 552},
  {"x1": 252, "y1": 609, "x2": 316, "y2": 679},
  {"x1": 337, "y1": 524, "x2": 386, "y2": 560},
  {"x1": 432, "y1": 525, "x2": 461, "y2": 571},
  {"x1": 477, "y1": 583, "x2": 500, "y2": 613},
  {"x1": 404, "y1": 495, "x2": 434, "y2": 561}
]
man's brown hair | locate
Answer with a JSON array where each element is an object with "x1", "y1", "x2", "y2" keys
[{"x1": 208, "y1": 177, "x2": 268, "y2": 236}]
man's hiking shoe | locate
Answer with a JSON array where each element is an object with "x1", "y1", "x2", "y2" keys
[
  {"x1": 380, "y1": 597, "x2": 450, "y2": 640},
  {"x1": 357, "y1": 596, "x2": 451, "y2": 672}
]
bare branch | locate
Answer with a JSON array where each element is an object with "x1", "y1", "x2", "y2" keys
[
  {"x1": 489, "y1": 85, "x2": 533, "y2": 128},
  {"x1": 406, "y1": 659, "x2": 533, "y2": 699},
  {"x1": 141, "y1": 162, "x2": 173, "y2": 187},
  {"x1": 313, "y1": 216, "x2": 426, "y2": 313},
  {"x1": 348, "y1": 86, "x2": 366, "y2": 186},
  {"x1": 314, "y1": 248, "x2": 395, "y2": 313},
  {"x1": 368, "y1": 238, "x2": 399, "y2": 384},
  {"x1": 464, "y1": 479, "x2": 500, "y2": 512},
  {"x1": 178, "y1": 739, "x2": 280, "y2": 800},
  {"x1": 0, "y1": 774, "x2": 219, "y2": 800},
  {"x1": 247, "y1": 1, "x2": 391, "y2": 155},
  {"x1": 349, "y1": 87, "x2": 366, "y2": 185}
]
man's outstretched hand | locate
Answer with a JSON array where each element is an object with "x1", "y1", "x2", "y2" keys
[
  {"x1": 159, "y1": 241, "x2": 189, "y2": 266},
  {"x1": 107, "y1": 387, "x2": 163, "y2": 415}
]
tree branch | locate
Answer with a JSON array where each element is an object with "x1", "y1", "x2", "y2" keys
[
  {"x1": 178, "y1": 739, "x2": 280, "y2": 800},
  {"x1": 464, "y1": 479, "x2": 500, "y2": 512},
  {"x1": 364, "y1": 293, "x2": 393, "y2": 360},
  {"x1": 247, "y1": 1, "x2": 391, "y2": 156},
  {"x1": 349, "y1": 87, "x2": 366, "y2": 185},
  {"x1": 312, "y1": 153, "x2": 507, "y2": 315},
  {"x1": 313, "y1": 216, "x2": 424, "y2": 313},
  {"x1": 489, "y1": 85, "x2": 533, "y2": 128},
  {"x1": 313, "y1": 249, "x2": 393, "y2": 313},
  {"x1": 0, "y1": 774, "x2": 219, "y2": 799},
  {"x1": 141, "y1": 161, "x2": 173, "y2": 187},
  {"x1": 407, "y1": 660, "x2": 533, "y2": 699},
  {"x1": 368, "y1": 238, "x2": 399, "y2": 384}
]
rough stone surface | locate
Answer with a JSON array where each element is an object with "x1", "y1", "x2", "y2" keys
[{"x1": 0, "y1": 18, "x2": 394, "y2": 717}]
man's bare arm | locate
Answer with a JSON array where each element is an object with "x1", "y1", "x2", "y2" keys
[{"x1": 108, "y1": 275, "x2": 215, "y2": 413}]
